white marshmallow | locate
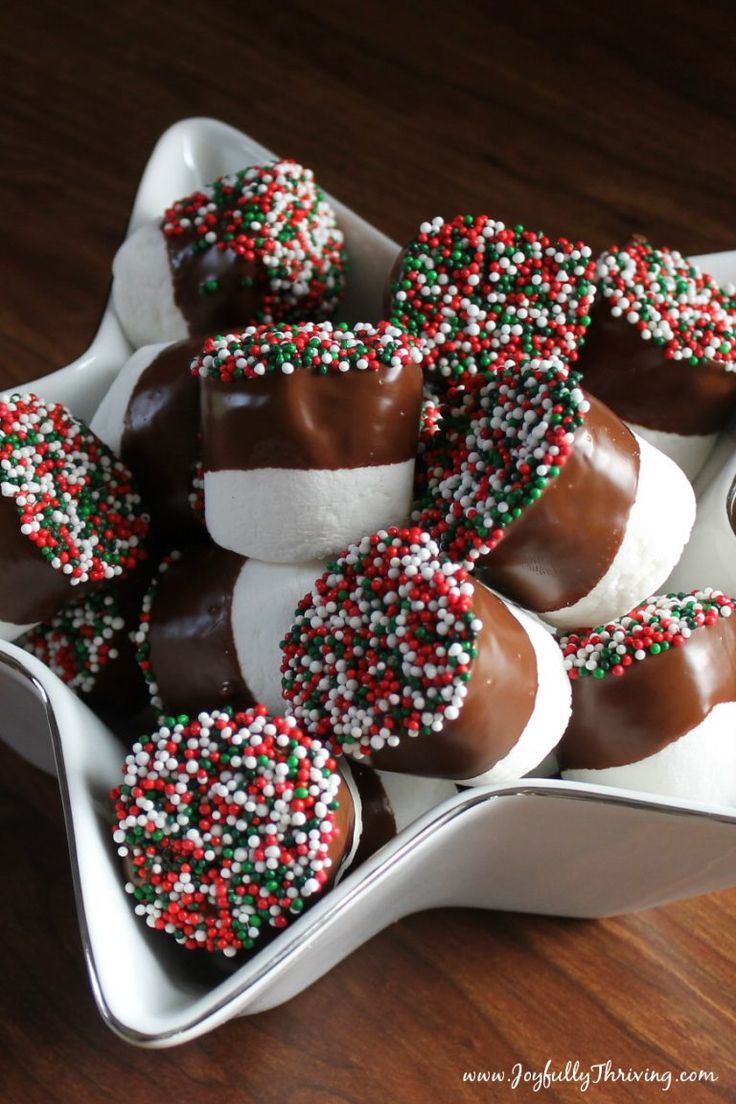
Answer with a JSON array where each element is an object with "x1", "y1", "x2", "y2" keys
[
  {"x1": 1, "y1": 618, "x2": 37, "y2": 643},
  {"x1": 90, "y1": 342, "x2": 170, "y2": 454},
  {"x1": 112, "y1": 221, "x2": 188, "y2": 348},
  {"x1": 562, "y1": 701, "x2": 736, "y2": 807},
  {"x1": 525, "y1": 749, "x2": 559, "y2": 778},
  {"x1": 205, "y1": 461, "x2": 415, "y2": 562},
  {"x1": 458, "y1": 601, "x2": 571, "y2": 786},
  {"x1": 336, "y1": 768, "x2": 457, "y2": 875},
  {"x1": 667, "y1": 433, "x2": 736, "y2": 596},
  {"x1": 627, "y1": 421, "x2": 716, "y2": 483},
  {"x1": 542, "y1": 433, "x2": 696, "y2": 630},
  {"x1": 231, "y1": 558, "x2": 326, "y2": 711},
  {"x1": 376, "y1": 771, "x2": 457, "y2": 832}
]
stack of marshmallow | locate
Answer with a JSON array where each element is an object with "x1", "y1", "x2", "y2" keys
[
  {"x1": 23, "y1": 179, "x2": 736, "y2": 870},
  {"x1": 63, "y1": 171, "x2": 736, "y2": 968}
]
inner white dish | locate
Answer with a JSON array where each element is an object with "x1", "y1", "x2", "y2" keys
[{"x1": 2, "y1": 117, "x2": 736, "y2": 1048}]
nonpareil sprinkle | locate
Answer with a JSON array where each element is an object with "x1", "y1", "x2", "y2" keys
[
  {"x1": 0, "y1": 393, "x2": 149, "y2": 584},
  {"x1": 559, "y1": 590, "x2": 736, "y2": 680},
  {"x1": 389, "y1": 215, "x2": 596, "y2": 385},
  {"x1": 21, "y1": 588, "x2": 127, "y2": 695},
  {"x1": 163, "y1": 161, "x2": 346, "y2": 323},
  {"x1": 111, "y1": 707, "x2": 344, "y2": 955},
  {"x1": 134, "y1": 550, "x2": 182, "y2": 710},
  {"x1": 191, "y1": 321, "x2": 423, "y2": 381},
  {"x1": 597, "y1": 239, "x2": 736, "y2": 369},
  {"x1": 281, "y1": 527, "x2": 481, "y2": 757},
  {"x1": 414, "y1": 356, "x2": 589, "y2": 567}
]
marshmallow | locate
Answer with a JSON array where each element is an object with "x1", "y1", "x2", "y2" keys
[
  {"x1": 386, "y1": 216, "x2": 596, "y2": 387},
  {"x1": 138, "y1": 545, "x2": 326, "y2": 716},
  {"x1": 558, "y1": 590, "x2": 736, "y2": 805},
  {"x1": 112, "y1": 222, "x2": 188, "y2": 348},
  {"x1": 281, "y1": 528, "x2": 571, "y2": 783},
  {"x1": 196, "y1": 322, "x2": 423, "y2": 561},
  {"x1": 112, "y1": 710, "x2": 394, "y2": 958},
  {"x1": 91, "y1": 338, "x2": 202, "y2": 540},
  {"x1": 577, "y1": 239, "x2": 736, "y2": 481},
  {"x1": 0, "y1": 392, "x2": 149, "y2": 640},
  {"x1": 204, "y1": 463, "x2": 415, "y2": 563},
  {"x1": 457, "y1": 602, "x2": 571, "y2": 785},
  {"x1": 627, "y1": 423, "x2": 717, "y2": 484},
  {"x1": 667, "y1": 431, "x2": 736, "y2": 596},
  {"x1": 539, "y1": 432, "x2": 695, "y2": 630},
  {"x1": 415, "y1": 357, "x2": 696, "y2": 632},
  {"x1": 112, "y1": 161, "x2": 346, "y2": 348},
  {"x1": 19, "y1": 576, "x2": 150, "y2": 718}
]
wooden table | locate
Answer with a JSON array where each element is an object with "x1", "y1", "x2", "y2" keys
[{"x1": 2, "y1": 2, "x2": 736, "y2": 1100}]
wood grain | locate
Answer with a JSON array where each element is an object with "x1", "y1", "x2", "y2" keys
[{"x1": 2, "y1": 1, "x2": 736, "y2": 1100}]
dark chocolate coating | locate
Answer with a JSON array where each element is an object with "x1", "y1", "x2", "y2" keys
[
  {"x1": 368, "y1": 583, "x2": 537, "y2": 780},
  {"x1": 577, "y1": 303, "x2": 736, "y2": 435},
  {"x1": 475, "y1": 395, "x2": 640, "y2": 615},
  {"x1": 147, "y1": 544, "x2": 253, "y2": 714},
  {"x1": 559, "y1": 612, "x2": 736, "y2": 770},
  {"x1": 83, "y1": 573, "x2": 151, "y2": 718},
  {"x1": 121, "y1": 337, "x2": 203, "y2": 540},
  {"x1": 166, "y1": 227, "x2": 265, "y2": 338},
  {"x1": 0, "y1": 498, "x2": 86, "y2": 625},
  {"x1": 201, "y1": 362, "x2": 423, "y2": 473}
]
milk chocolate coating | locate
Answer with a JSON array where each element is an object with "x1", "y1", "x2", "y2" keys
[
  {"x1": 201, "y1": 363, "x2": 423, "y2": 473},
  {"x1": 475, "y1": 395, "x2": 640, "y2": 614},
  {"x1": 559, "y1": 612, "x2": 736, "y2": 770},
  {"x1": 328, "y1": 764, "x2": 357, "y2": 876},
  {"x1": 368, "y1": 583, "x2": 537, "y2": 780},
  {"x1": 0, "y1": 498, "x2": 86, "y2": 624},
  {"x1": 165, "y1": 227, "x2": 265, "y2": 338},
  {"x1": 577, "y1": 303, "x2": 736, "y2": 435},
  {"x1": 728, "y1": 477, "x2": 736, "y2": 536},
  {"x1": 147, "y1": 544, "x2": 253, "y2": 714},
  {"x1": 345, "y1": 759, "x2": 397, "y2": 868},
  {"x1": 121, "y1": 337, "x2": 202, "y2": 540}
]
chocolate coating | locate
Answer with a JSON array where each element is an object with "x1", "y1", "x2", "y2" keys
[
  {"x1": 121, "y1": 337, "x2": 202, "y2": 540},
  {"x1": 475, "y1": 395, "x2": 640, "y2": 615},
  {"x1": 368, "y1": 583, "x2": 537, "y2": 780},
  {"x1": 83, "y1": 574, "x2": 151, "y2": 718},
  {"x1": 0, "y1": 498, "x2": 86, "y2": 625},
  {"x1": 728, "y1": 477, "x2": 736, "y2": 536},
  {"x1": 201, "y1": 363, "x2": 423, "y2": 473},
  {"x1": 166, "y1": 227, "x2": 266, "y2": 337},
  {"x1": 147, "y1": 544, "x2": 253, "y2": 714},
  {"x1": 345, "y1": 759, "x2": 397, "y2": 868},
  {"x1": 328, "y1": 764, "x2": 357, "y2": 877},
  {"x1": 577, "y1": 303, "x2": 736, "y2": 435},
  {"x1": 122, "y1": 755, "x2": 392, "y2": 967},
  {"x1": 559, "y1": 612, "x2": 736, "y2": 770}
]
